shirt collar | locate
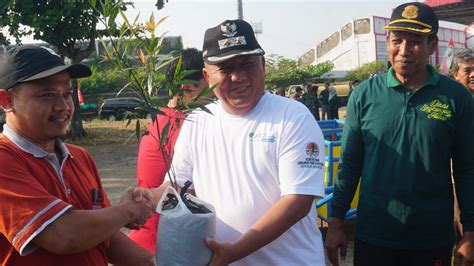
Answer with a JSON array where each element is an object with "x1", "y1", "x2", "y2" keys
[
  {"x1": 2, "y1": 124, "x2": 71, "y2": 159},
  {"x1": 387, "y1": 64, "x2": 439, "y2": 89}
]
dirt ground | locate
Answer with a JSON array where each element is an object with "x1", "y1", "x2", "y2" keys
[
  {"x1": 79, "y1": 115, "x2": 354, "y2": 265},
  {"x1": 83, "y1": 141, "x2": 139, "y2": 205}
]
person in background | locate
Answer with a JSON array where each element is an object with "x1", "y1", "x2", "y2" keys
[
  {"x1": 452, "y1": 48, "x2": 474, "y2": 95},
  {"x1": 450, "y1": 48, "x2": 474, "y2": 242},
  {"x1": 275, "y1": 87, "x2": 286, "y2": 97},
  {"x1": 328, "y1": 84, "x2": 339, "y2": 119},
  {"x1": 0, "y1": 45, "x2": 154, "y2": 265},
  {"x1": 291, "y1": 86, "x2": 303, "y2": 101},
  {"x1": 320, "y1": 82, "x2": 330, "y2": 120},
  {"x1": 129, "y1": 48, "x2": 210, "y2": 254},
  {"x1": 325, "y1": 3, "x2": 474, "y2": 266},
  {"x1": 301, "y1": 84, "x2": 320, "y2": 120}
]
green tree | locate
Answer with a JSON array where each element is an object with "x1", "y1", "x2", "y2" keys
[
  {"x1": 265, "y1": 54, "x2": 298, "y2": 73},
  {"x1": 155, "y1": 0, "x2": 169, "y2": 10},
  {"x1": 93, "y1": 1, "x2": 214, "y2": 135},
  {"x1": 344, "y1": 60, "x2": 387, "y2": 82},
  {"x1": 92, "y1": 1, "x2": 214, "y2": 191},
  {"x1": 265, "y1": 54, "x2": 333, "y2": 89},
  {"x1": 0, "y1": 0, "x2": 113, "y2": 138},
  {"x1": 301, "y1": 61, "x2": 334, "y2": 81},
  {"x1": 0, "y1": 0, "x2": 170, "y2": 138}
]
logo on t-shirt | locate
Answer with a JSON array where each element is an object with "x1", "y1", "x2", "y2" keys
[
  {"x1": 249, "y1": 132, "x2": 276, "y2": 143},
  {"x1": 297, "y1": 142, "x2": 323, "y2": 169},
  {"x1": 419, "y1": 99, "x2": 452, "y2": 121},
  {"x1": 306, "y1": 142, "x2": 319, "y2": 158}
]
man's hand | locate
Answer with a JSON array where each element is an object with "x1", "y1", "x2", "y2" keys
[
  {"x1": 325, "y1": 217, "x2": 348, "y2": 266},
  {"x1": 131, "y1": 187, "x2": 155, "y2": 209},
  {"x1": 119, "y1": 187, "x2": 153, "y2": 229},
  {"x1": 454, "y1": 231, "x2": 474, "y2": 266},
  {"x1": 205, "y1": 238, "x2": 237, "y2": 266}
]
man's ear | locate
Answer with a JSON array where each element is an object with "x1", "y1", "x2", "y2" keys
[
  {"x1": 452, "y1": 69, "x2": 459, "y2": 81},
  {"x1": 202, "y1": 67, "x2": 210, "y2": 85},
  {"x1": 0, "y1": 90, "x2": 12, "y2": 110},
  {"x1": 428, "y1": 36, "x2": 438, "y2": 56}
]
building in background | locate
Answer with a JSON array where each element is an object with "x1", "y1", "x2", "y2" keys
[{"x1": 299, "y1": 16, "x2": 470, "y2": 72}]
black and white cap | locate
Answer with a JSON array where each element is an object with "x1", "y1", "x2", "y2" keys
[{"x1": 202, "y1": 19, "x2": 265, "y2": 65}]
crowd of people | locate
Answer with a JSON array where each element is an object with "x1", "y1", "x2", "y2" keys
[
  {"x1": 286, "y1": 81, "x2": 343, "y2": 120},
  {"x1": 1, "y1": 1, "x2": 474, "y2": 266}
]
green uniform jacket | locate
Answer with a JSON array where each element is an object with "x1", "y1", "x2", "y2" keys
[{"x1": 331, "y1": 65, "x2": 474, "y2": 249}]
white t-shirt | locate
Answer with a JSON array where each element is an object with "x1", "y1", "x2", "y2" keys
[{"x1": 171, "y1": 92, "x2": 326, "y2": 265}]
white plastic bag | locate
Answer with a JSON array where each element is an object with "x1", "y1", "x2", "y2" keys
[{"x1": 155, "y1": 186, "x2": 216, "y2": 266}]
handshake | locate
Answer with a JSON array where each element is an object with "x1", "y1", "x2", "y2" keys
[{"x1": 118, "y1": 186, "x2": 157, "y2": 230}]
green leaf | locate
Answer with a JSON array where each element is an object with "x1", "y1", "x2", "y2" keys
[
  {"x1": 147, "y1": 72, "x2": 154, "y2": 96},
  {"x1": 193, "y1": 83, "x2": 218, "y2": 102},
  {"x1": 135, "y1": 119, "x2": 141, "y2": 140},
  {"x1": 159, "y1": 120, "x2": 171, "y2": 148}
]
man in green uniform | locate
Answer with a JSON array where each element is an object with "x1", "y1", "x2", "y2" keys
[
  {"x1": 325, "y1": 2, "x2": 474, "y2": 266},
  {"x1": 301, "y1": 84, "x2": 320, "y2": 120}
]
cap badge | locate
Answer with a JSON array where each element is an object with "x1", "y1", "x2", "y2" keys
[
  {"x1": 220, "y1": 22, "x2": 237, "y2": 37},
  {"x1": 218, "y1": 36, "x2": 247, "y2": 50},
  {"x1": 402, "y1": 5, "x2": 419, "y2": 19}
]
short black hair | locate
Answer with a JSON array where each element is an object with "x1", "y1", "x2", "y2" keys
[
  {"x1": 165, "y1": 48, "x2": 204, "y2": 84},
  {"x1": 452, "y1": 48, "x2": 474, "y2": 72}
]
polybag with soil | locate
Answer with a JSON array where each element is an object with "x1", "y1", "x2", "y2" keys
[{"x1": 155, "y1": 181, "x2": 216, "y2": 266}]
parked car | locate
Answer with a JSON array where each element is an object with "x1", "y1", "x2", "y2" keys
[{"x1": 98, "y1": 97, "x2": 142, "y2": 121}]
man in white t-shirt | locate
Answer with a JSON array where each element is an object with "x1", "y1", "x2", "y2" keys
[{"x1": 155, "y1": 19, "x2": 326, "y2": 265}]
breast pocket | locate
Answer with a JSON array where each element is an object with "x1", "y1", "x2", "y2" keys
[{"x1": 416, "y1": 99, "x2": 455, "y2": 145}]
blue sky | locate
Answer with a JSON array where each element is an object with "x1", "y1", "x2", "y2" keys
[{"x1": 128, "y1": 1, "x2": 465, "y2": 59}]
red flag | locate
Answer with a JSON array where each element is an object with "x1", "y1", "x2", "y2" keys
[
  {"x1": 439, "y1": 38, "x2": 454, "y2": 75},
  {"x1": 77, "y1": 85, "x2": 84, "y2": 105}
]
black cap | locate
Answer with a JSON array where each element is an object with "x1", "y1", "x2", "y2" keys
[
  {"x1": 0, "y1": 45, "x2": 92, "y2": 89},
  {"x1": 383, "y1": 2, "x2": 439, "y2": 35},
  {"x1": 202, "y1": 19, "x2": 265, "y2": 65}
]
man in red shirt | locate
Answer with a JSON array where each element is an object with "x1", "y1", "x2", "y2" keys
[
  {"x1": 0, "y1": 45, "x2": 154, "y2": 265},
  {"x1": 291, "y1": 86, "x2": 303, "y2": 101},
  {"x1": 129, "y1": 48, "x2": 211, "y2": 253}
]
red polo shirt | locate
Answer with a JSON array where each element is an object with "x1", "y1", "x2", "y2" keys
[
  {"x1": 0, "y1": 132, "x2": 111, "y2": 266},
  {"x1": 129, "y1": 108, "x2": 184, "y2": 253}
]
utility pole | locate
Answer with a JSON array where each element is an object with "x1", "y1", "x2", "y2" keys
[{"x1": 237, "y1": 0, "x2": 243, "y2": 19}]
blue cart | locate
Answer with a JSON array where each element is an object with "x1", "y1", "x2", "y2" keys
[{"x1": 316, "y1": 120, "x2": 358, "y2": 222}]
